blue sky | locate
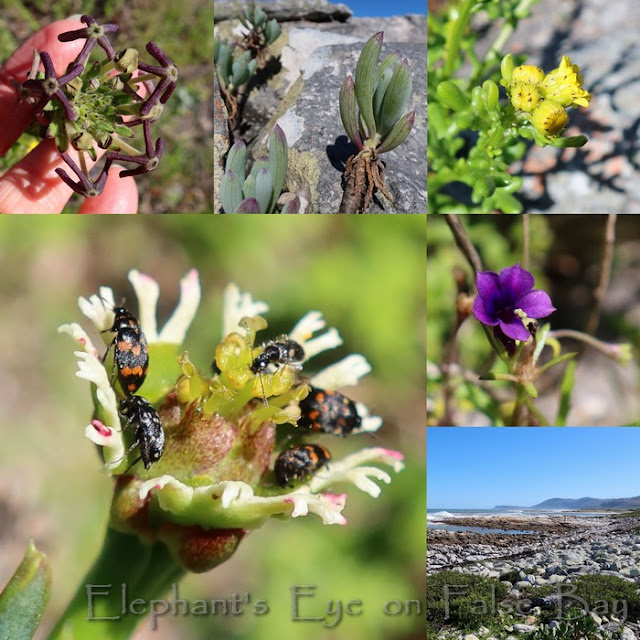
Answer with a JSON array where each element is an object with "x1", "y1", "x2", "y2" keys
[
  {"x1": 257, "y1": 0, "x2": 426, "y2": 18},
  {"x1": 427, "y1": 428, "x2": 640, "y2": 509}
]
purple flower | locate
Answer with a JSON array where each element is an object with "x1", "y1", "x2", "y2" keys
[{"x1": 472, "y1": 263, "x2": 556, "y2": 342}]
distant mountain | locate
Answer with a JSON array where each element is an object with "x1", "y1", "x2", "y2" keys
[{"x1": 508, "y1": 496, "x2": 640, "y2": 510}]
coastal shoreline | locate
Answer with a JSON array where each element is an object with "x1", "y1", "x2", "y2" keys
[{"x1": 427, "y1": 512, "x2": 640, "y2": 638}]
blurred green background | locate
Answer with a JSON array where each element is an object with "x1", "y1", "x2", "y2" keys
[
  {"x1": 0, "y1": 0, "x2": 212, "y2": 213},
  {"x1": 0, "y1": 216, "x2": 425, "y2": 639}
]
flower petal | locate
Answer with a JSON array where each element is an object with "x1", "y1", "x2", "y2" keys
[
  {"x1": 516, "y1": 289, "x2": 556, "y2": 320},
  {"x1": 499, "y1": 263, "x2": 534, "y2": 301},
  {"x1": 472, "y1": 294, "x2": 499, "y2": 326},
  {"x1": 498, "y1": 317, "x2": 530, "y2": 342}
]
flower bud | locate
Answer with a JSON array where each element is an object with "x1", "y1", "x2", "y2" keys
[{"x1": 531, "y1": 99, "x2": 568, "y2": 138}]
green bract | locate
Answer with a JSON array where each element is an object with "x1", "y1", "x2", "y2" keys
[
  {"x1": 339, "y1": 32, "x2": 415, "y2": 155},
  {"x1": 220, "y1": 125, "x2": 301, "y2": 214}
]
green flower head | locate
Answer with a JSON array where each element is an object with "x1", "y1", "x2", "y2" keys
[{"x1": 59, "y1": 271, "x2": 404, "y2": 573}]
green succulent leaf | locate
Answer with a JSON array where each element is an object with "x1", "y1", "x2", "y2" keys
[
  {"x1": 243, "y1": 173, "x2": 256, "y2": 199},
  {"x1": 255, "y1": 168, "x2": 273, "y2": 213},
  {"x1": 265, "y1": 19, "x2": 281, "y2": 44},
  {"x1": 378, "y1": 58, "x2": 412, "y2": 137},
  {"x1": 436, "y1": 80, "x2": 470, "y2": 112},
  {"x1": 373, "y1": 66, "x2": 394, "y2": 125},
  {"x1": 225, "y1": 141, "x2": 246, "y2": 183},
  {"x1": 0, "y1": 540, "x2": 51, "y2": 640},
  {"x1": 232, "y1": 57, "x2": 249, "y2": 87},
  {"x1": 268, "y1": 124, "x2": 288, "y2": 213},
  {"x1": 549, "y1": 134, "x2": 588, "y2": 148},
  {"x1": 355, "y1": 31, "x2": 383, "y2": 140},
  {"x1": 376, "y1": 110, "x2": 414, "y2": 154},
  {"x1": 216, "y1": 43, "x2": 233, "y2": 80},
  {"x1": 339, "y1": 76, "x2": 362, "y2": 149},
  {"x1": 220, "y1": 169, "x2": 243, "y2": 214},
  {"x1": 234, "y1": 197, "x2": 261, "y2": 213},
  {"x1": 254, "y1": 7, "x2": 268, "y2": 26},
  {"x1": 500, "y1": 53, "x2": 515, "y2": 85}
]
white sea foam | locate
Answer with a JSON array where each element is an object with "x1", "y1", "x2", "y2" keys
[{"x1": 426, "y1": 511, "x2": 454, "y2": 521}]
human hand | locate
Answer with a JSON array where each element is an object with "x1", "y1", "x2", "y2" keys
[{"x1": 0, "y1": 17, "x2": 138, "y2": 214}]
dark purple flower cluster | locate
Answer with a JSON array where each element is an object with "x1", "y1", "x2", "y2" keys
[
  {"x1": 473, "y1": 263, "x2": 556, "y2": 350},
  {"x1": 14, "y1": 15, "x2": 178, "y2": 198}
]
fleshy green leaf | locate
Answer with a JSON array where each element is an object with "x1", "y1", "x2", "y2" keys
[
  {"x1": 339, "y1": 76, "x2": 362, "y2": 149},
  {"x1": 255, "y1": 168, "x2": 273, "y2": 213},
  {"x1": 354, "y1": 31, "x2": 383, "y2": 140},
  {"x1": 234, "y1": 197, "x2": 261, "y2": 213},
  {"x1": 243, "y1": 173, "x2": 256, "y2": 199},
  {"x1": 549, "y1": 135, "x2": 588, "y2": 148},
  {"x1": 373, "y1": 66, "x2": 394, "y2": 125},
  {"x1": 254, "y1": 7, "x2": 267, "y2": 26},
  {"x1": 378, "y1": 58, "x2": 412, "y2": 137},
  {"x1": 265, "y1": 19, "x2": 281, "y2": 45},
  {"x1": 220, "y1": 169, "x2": 243, "y2": 214},
  {"x1": 267, "y1": 124, "x2": 288, "y2": 213},
  {"x1": 436, "y1": 80, "x2": 470, "y2": 112},
  {"x1": 0, "y1": 539, "x2": 51, "y2": 640},
  {"x1": 555, "y1": 359, "x2": 577, "y2": 425},
  {"x1": 226, "y1": 141, "x2": 246, "y2": 184},
  {"x1": 231, "y1": 57, "x2": 249, "y2": 87},
  {"x1": 376, "y1": 111, "x2": 414, "y2": 154}
]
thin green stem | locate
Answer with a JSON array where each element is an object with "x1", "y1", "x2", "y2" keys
[
  {"x1": 549, "y1": 329, "x2": 627, "y2": 361},
  {"x1": 443, "y1": 0, "x2": 475, "y2": 79},
  {"x1": 48, "y1": 528, "x2": 186, "y2": 640}
]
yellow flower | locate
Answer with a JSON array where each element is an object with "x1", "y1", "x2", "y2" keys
[
  {"x1": 531, "y1": 99, "x2": 568, "y2": 137},
  {"x1": 540, "y1": 55, "x2": 590, "y2": 108},
  {"x1": 509, "y1": 81, "x2": 541, "y2": 112},
  {"x1": 511, "y1": 65, "x2": 545, "y2": 86}
]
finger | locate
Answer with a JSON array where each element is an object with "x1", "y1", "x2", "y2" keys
[
  {"x1": 0, "y1": 17, "x2": 84, "y2": 155},
  {"x1": 0, "y1": 138, "x2": 75, "y2": 213},
  {"x1": 78, "y1": 165, "x2": 138, "y2": 214}
]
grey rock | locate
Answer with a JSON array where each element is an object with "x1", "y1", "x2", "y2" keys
[
  {"x1": 213, "y1": 71, "x2": 230, "y2": 215},
  {"x1": 513, "y1": 624, "x2": 536, "y2": 633},
  {"x1": 213, "y1": 0, "x2": 352, "y2": 23},
  {"x1": 262, "y1": 37, "x2": 426, "y2": 213},
  {"x1": 620, "y1": 628, "x2": 638, "y2": 640}
]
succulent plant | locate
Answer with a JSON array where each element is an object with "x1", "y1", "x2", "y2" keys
[
  {"x1": 239, "y1": 2, "x2": 282, "y2": 51},
  {"x1": 339, "y1": 31, "x2": 415, "y2": 158},
  {"x1": 220, "y1": 125, "x2": 303, "y2": 214},
  {"x1": 214, "y1": 39, "x2": 257, "y2": 94},
  {"x1": 214, "y1": 4, "x2": 281, "y2": 129},
  {"x1": 338, "y1": 32, "x2": 415, "y2": 213}
]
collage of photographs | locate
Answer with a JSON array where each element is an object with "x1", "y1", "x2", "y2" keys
[{"x1": 0, "y1": 0, "x2": 639, "y2": 639}]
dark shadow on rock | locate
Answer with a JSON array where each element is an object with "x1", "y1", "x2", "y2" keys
[{"x1": 326, "y1": 135, "x2": 358, "y2": 173}]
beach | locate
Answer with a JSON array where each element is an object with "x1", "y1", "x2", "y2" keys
[{"x1": 427, "y1": 512, "x2": 640, "y2": 638}]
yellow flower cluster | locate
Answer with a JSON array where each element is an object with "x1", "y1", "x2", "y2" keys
[{"x1": 507, "y1": 56, "x2": 590, "y2": 137}]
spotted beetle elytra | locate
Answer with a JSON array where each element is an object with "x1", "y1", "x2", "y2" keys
[
  {"x1": 102, "y1": 304, "x2": 149, "y2": 396},
  {"x1": 118, "y1": 395, "x2": 164, "y2": 470},
  {"x1": 274, "y1": 443, "x2": 330, "y2": 487}
]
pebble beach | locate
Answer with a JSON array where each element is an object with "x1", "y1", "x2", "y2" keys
[{"x1": 427, "y1": 512, "x2": 640, "y2": 638}]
